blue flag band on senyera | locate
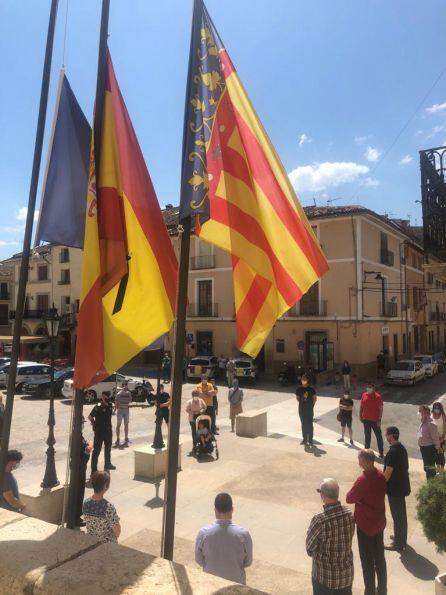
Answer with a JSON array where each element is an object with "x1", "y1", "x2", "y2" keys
[{"x1": 35, "y1": 73, "x2": 91, "y2": 249}]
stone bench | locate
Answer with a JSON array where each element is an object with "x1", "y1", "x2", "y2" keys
[
  {"x1": 20, "y1": 484, "x2": 65, "y2": 524},
  {"x1": 236, "y1": 410, "x2": 267, "y2": 438},
  {"x1": 134, "y1": 443, "x2": 182, "y2": 480},
  {"x1": 0, "y1": 510, "x2": 267, "y2": 594}
]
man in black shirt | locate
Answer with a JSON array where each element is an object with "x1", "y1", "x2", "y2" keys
[
  {"x1": 296, "y1": 374, "x2": 317, "y2": 446},
  {"x1": 89, "y1": 391, "x2": 116, "y2": 473},
  {"x1": 383, "y1": 426, "x2": 410, "y2": 551}
]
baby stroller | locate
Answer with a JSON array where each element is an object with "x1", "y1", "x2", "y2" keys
[{"x1": 194, "y1": 414, "x2": 219, "y2": 460}]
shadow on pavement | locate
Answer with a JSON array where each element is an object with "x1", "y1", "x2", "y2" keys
[{"x1": 400, "y1": 545, "x2": 439, "y2": 580}]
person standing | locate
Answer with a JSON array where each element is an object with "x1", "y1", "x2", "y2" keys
[
  {"x1": 209, "y1": 377, "x2": 219, "y2": 434},
  {"x1": 195, "y1": 492, "x2": 253, "y2": 585},
  {"x1": 155, "y1": 384, "x2": 170, "y2": 424},
  {"x1": 360, "y1": 383, "x2": 384, "y2": 458},
  {"x1": 75, "y1": 429, "x2": 93, "y2": 527},
  {"x1": 83, "y1": 471, "x2": 121, "y2": 543},
  {"x1": 337, "y1": 391, "x2": 354, "y2": 445},
  {"x1": 417, "y1": 405, "x2": 441, "y2": 480},
  {"x1": 226, "y1": 359, "x2": 236, "y2": 388},
  {"x1": 296, "y1": 374, "x2": 317, "y2": 446},
  {"x1": 1, "y1": 450, "x2": 25, "y2": 513},
  {"x1": 432, "y1": 401, "x2": 446, "y2": 471},
  {"x1": 162, "y1": 352, "x2": 171, "y2": 383},
  {"x1": 346, "y1": 449, "x2": 387, "y2": 595},
  {"x1": 341, "y1": 361, "x2": 351, "y2": 391},
  {"x1": 114, "y1": 380, "x2": 132, "y2": 447},
  {"x1": 89, "y1": 391, "x2": 116, "y2": 473},
  {"x1": 383, "y1": 426, "x2": 410, "y2": 552},
  {"x1": 306, "y1": 478, "x2": 354, "y2": 595},
  {"x1": 377, "y1": 351, "x2": 386, "y2": 378},
  {"x1": 228, "y1": 379, "x2": 244, "y2": 432},
  {"x1": 185, "y1": 390, "x2": 206, "y2": 449},
  {"x1": 197, "y1": 375, "x2": 217, "y2": 433},
  {"x1": 218, "y1": 355, "x2": 227, "y2": 380}
]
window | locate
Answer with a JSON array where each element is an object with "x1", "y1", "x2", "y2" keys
[
  {"x1": 276, "y1": 339, "x2": 285, "y2": 353},
  {"x1": 0, "y1": 283, "x2": 8, "y2": 300},
  {"x1": 197, "y1": 279, "x2": 213, "y2": 316},
  {"x1": 38, "y1": 265, "x2": 48, "y2": 281},
  {"x1": 76, "y1": 299, "x2": 80, "y2": 313},
  {"x1": 402, "y1": 333, "x2": 407, "y2": 354},
  {"x1": 60, "y1": 269, "x2": 70, "y2": 285},
  {"x1": 36, "y1": 294, "x2": 49, "y2": 313},
  {"x1": 0, "y1": 304, "x2": 8, "y2": 325},
  {"x1": 61, "y1": 296, "x2": 70, "y2": 313},
  {"x1": 60, "y1": 248, "x2": 69, "y2": 263},
  {"x1": 412, "y1": 287, "x2": 419, "y2": 310},
  {"x1": 427, "y1": 273, "x2": 434, "y2": 284}
]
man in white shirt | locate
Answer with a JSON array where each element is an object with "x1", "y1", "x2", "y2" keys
[{"x1": 195, "y1": 493, "x2": 253, "y2": 585}]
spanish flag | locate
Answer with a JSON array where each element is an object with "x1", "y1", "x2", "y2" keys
[
  {"x1": 74, "y1": 51, "x2": 177, "y2": 389},
  {"x1": 180, "y1": 0, "x2": 328, "y2": 357}
]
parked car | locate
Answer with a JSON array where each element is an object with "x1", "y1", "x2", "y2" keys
[
  {"x1": 432, "y1": 352, "x2": 446, "y2": 373},
  {"x1": 233, "y1": 357, "x2": 258, "y2": 382},
  {"x1": 186, "y1": 356, "x2": 218, "y2": 381},
  {"x1": 414, "y1": 354, "x2": 439, "y2": 377},
  {"x1": 62, "y1": 373, "x2": 149, "y2": 404},
  {"x1": 386, "y1": 359, "x2": 425, "y2": 385},
  {"x1": 0, "y1": 357, "x2": 10, "y2": 368},
  {"x1": 22, "y1": 368, "x2": 74, "y2": 398},
  {"x1": 0, "y1": 362, "x2": 54, "y2": 392}
]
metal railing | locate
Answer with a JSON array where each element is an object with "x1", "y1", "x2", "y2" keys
[
  {"x1": 286, "y1": 300, "x2": 327, "y2": 316},
  {"x1": 190, "y1": 254, "x2": 216, "y2": 270},
  {"x1": 187, "y1": 303, "x2": 219, "y2": 317},
  {"x1": 10, "y1": 309, "x2": 49, "y2": 320},
  {"x1": 381, "y1": 302, "x2": 398, "y2": 317}
]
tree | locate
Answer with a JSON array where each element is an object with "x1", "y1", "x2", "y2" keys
[{"x1": 416, "y1": 473, "x2": 446, "y2": 553}]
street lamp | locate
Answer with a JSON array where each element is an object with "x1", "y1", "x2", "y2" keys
[{"x1": 41, "y1": 306, "x2": 60, "y2": 488}]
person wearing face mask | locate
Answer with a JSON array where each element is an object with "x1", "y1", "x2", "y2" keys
[
  {"x1": 228, "y1": 379, "x2": 244, "y2": 433},
  {"x1": 1, "y1": 450, "x2": 25, "y2": 513},
  {"x1": 432, "y1": 402, "x2": 446, "y2": 471},
  {"x1": 185, "y1": 389, "x2": 207, "y2": 450},
  {"x1": 360, "y1": 383, "x2": 384, "y2": 458},
  {"x1": 417, "y1": 405, "x2": 441, "y2": 480},
  {"x1": 296, "y1": 374, "x2": 317, "y2": 446},
  {"x1": 89, "y1": 391, "x2": 116, "y2": 474},
  {"x1": 338, "y1": 391, "x2": 354, "y2": 445}
]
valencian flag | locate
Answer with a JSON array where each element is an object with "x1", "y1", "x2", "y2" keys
[
  {"x1": 35, "y1": 71, "x2": 91, "y2": 248},
  {"x1": 74, "y1": 51, "x2": 177, "y2": 389},
  {"x1": 180, "y1": 0, "x2": 329, "y2": 357}
]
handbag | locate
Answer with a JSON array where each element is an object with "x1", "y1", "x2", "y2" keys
[{"x1": 336, "y1": 411, "x2": 342, "y2": 422}]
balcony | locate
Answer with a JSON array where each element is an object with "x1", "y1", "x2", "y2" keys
[
  {"x1": 187, "y1": 303, "x2": 219, "y2": 317},
  {"x1": 60, "y1": 313, "x2": 77, "y2": 326},
  {"x1": 190, "y1": 255, "x2": 216, "y2": 270},
  {"x1": 380, "y1": 249, "x2": 395, "y2": 267},
  {"x1": 58, "y1": 279, "x2": 70, "y2": 285},
  {"x1": 59, "y1": 252, "x2": 70, "y2": 263},
  {"x1": 9, "y1": 309, "x2": 49, "y2": 320},
  {"x1": 429, "y1": 311, "x2": 445, "y2": 322},
  {"x1": 381, "y1": 302, "x2": 398, "y2": 317},
  {"x1": 286, "y1": 300, "x2": 327, "y2": 317},
  {"x1": 0, "y1": 292, "x2": 9, "y2": 301}
]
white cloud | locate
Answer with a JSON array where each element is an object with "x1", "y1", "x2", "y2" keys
[
  {"x1": 425, "y1": 102, "x2": 446, "y2": 114},
  {"x1": 354, "y1": 135, "x2": 372, "y2": 145},
  {"x1": 288, "y1": 161, "x2": 369, "y2": 192},
  {"x1": 0, "y1": 225, "x2": 25, "y2": 233},
  {"x1": 0, "y1": 240, "x2": 20, "y2": 246},
  {"x1": 365, "y1": 146, "x2": 381, "y2": 162},
  {"x1": 16, "y1": 207, "x2": 39, "y2": 222},
  {"x1": 399, "y1": 154, "x2": 413, "y2": 165},
  {"x1": 361, "y1": 177, "x2": 380, "y2": 187},
  {"x1": 298, "y1": 132, "x2": 311, "y2": 147},
  {"x1": 426, "y1": 125, "x2": 446, "y2": 139}
]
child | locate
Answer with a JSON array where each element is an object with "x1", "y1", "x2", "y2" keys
[
  {"x1": 197, "y1": 420, "x2": 213, "y2": 453},
  {"x1": 338, "y1": 391, "x2": 354, "y2": 445}
]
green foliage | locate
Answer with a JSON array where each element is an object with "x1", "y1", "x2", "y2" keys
[{"x1": 416, "y1": 473, "x2": 446, "y2": 553}]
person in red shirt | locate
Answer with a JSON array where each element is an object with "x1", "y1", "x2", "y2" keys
[
  {"x1": 360, "y1": 383, "x2": 384, "y2": 458},
  {"x1": 346, "y1": 449, "x2": 387, "y2": 595}
]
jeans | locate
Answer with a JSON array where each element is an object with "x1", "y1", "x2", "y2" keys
[
  {"x1": 357, "y1": 527, "x2": 387, "y2": 595},
  {"x1": 190, "y1": 421, "x2": 197, "y2": 446},
  {"x1": 312, "y1": 578, "x2": 352, "y2": 595},
  {"x1": 420, "y1": 445, "x2": 437, "y2": 479},
  {"x1": 300, "y1": 412, "x2": 314, "y2": 443},
  {"x1": 363, "y1": 420, "x2": 384, "y2": 455},
  {"x1": 91, "y1": 429, "x2": 112, "y2": 473},
  {"x1": 205, "y1": 405, "x2": 216, "y2": 433},
  {"x1": 388, "y1": 495, "x2": 407, "y2": 549}
]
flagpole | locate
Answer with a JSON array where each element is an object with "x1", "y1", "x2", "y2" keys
[
  {"x1": 0, "y1": 0, "x2": 59, "y2": 496},
  {"x1": 161, "y1": 217, "x2": 191, "y2": 560},
  {"x1": 66, "y1": 0, "x2": 110, "y2": 530}
]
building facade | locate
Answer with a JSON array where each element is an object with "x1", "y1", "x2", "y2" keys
[{"x1": 2, "y1": 205, "x2": 446, "y2": 377}]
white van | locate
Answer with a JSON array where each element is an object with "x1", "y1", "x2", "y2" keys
[{"x1": 0, "y1": 362, "x2": 53, "y2": 392}]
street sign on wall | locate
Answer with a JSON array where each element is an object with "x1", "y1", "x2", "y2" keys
[{"x1": 381, "y1": 326, "x2": 390, "y2": 336}]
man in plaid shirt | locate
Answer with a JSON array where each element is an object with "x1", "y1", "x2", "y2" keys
[{"x1": 306, "y1": 478, "x2": 355, "y2": 594}]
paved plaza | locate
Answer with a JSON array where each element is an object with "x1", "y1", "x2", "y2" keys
[{"x1": 6, "y1": 376, "x2": 446, "y2": 594}]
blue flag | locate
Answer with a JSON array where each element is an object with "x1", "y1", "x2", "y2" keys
[{"x1": 35, "y1": 72, "x2": 91, "y2": 248}]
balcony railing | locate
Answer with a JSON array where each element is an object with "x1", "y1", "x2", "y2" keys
[
  {"x1": 286, "y1": 300, "x2": 327, "y2": 317},
  {"x1": 59, "y1": 252, "x2": 70, "y2": 263},
  {"x1": 0, "y1": 292, "x2": 9, "y2": 301},
  {"x1": 60, "y1": 313, "x2": 77, "y2": 326},
  {"x1": 10, "y1": 309, "x2": 49, "y2": 320},
  {"x1": 429, "y1": 311, "x2": 445, "y2": 321},
  {"x1": 381, "y1": 302, "x2": 398, "y2": 317},
  {"x1": 58, "y1": 279, "x2": 70, "y2": 285},
  {"x1": 380, "y1": 249, "x2": 395, "y2": 267},
  {"x1": 190, "y1": 254, "x2": 216, "y2": 270},
  {"x1": 187, "y1": 303, "x2": 219, "y2": 317}
]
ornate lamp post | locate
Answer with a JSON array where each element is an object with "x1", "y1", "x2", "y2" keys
[{"x1": 41, "y1": 306, "x2": 60, "y2": 488}]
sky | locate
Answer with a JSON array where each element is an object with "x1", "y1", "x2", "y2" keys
[{"x1": 1, "y1": 0, "x2": 446, "y2": 261}]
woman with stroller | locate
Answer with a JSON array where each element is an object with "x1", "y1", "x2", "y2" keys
[
  {"x1": 228, "y1": 379, "x2": 243, "y2": 432},
  {"x1": 185, "y1": 390, "x2": 206, "y2": 452}
]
